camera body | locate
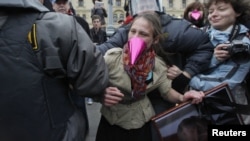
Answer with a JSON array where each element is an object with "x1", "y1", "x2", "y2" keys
[
  {"x1": 226, "y1": 40, "x2": 250, "y2": 55},
  {"x1": 223, "y1": 40, "x2": 250, "y2": 63}
]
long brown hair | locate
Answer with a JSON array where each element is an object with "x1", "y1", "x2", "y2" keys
[
  {"x1": 131, "y1": 12, "x2": 173, "y2": 65},
  {"x1": 132, "y1": 12, "x2": 162, "y2": 40}
]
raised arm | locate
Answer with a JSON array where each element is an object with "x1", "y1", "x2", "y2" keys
[{"x1": 96, "y1": 24, "x2": 130, "y2": 55}]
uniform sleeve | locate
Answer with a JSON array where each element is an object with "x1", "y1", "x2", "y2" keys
[
  {"x1": 67, "y1": 17, "x2": 109, "y2": 98},
  {"x1": 36, "y1": 13, "x2": 108, "y2": 98}
]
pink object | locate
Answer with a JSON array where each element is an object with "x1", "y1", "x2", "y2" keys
[
  {"x1": 191, "y1": 10, "x2": 201, "y2": 20},
  {"x1": 128, "y1": 37, "x2": 146, "y2": 65}
]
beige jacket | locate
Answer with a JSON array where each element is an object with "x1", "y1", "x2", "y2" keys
[{"x1": 101, "y1": 48, "x2": 172, "y2": 129}]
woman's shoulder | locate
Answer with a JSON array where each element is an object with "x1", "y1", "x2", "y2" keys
[
  {"x1": 154, "y1": 56, "x2": 168, "y2": 73},
  {"x1": 104, "y1": 48, "x2": 123, "y2": 73},
  {"x1": 155, "y1": 56, "x2": 167, "y2": 66},
  {"x1": 104, "y1": 48, "x2": 123, "y2": 56},
  {"x1": 104, "y1": 48, "x2": 123, "y2": 63}
]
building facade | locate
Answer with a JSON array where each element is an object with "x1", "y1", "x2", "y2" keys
[{"x1": 71, "y1": 0, "x2": 207, "y2": 28}]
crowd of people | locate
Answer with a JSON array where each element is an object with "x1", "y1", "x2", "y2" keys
[{"x1": 0, "y1": 0, "x2": 250, "y2": 141}]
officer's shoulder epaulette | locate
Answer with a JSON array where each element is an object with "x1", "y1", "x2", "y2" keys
[{"x1": 27, "y1": 24, "x2": 39, "y2": 51}]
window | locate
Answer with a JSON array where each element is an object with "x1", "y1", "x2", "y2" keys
[
  {"x1": 113, "y1": 14, "x2": 118, "y2": 23},
  {"x1": 119, "y1": 13, "x2": 124, "y2": 21},
  {"x1": 162, "y1": 6, "x2": 166, "y2": 13},
  {"x1": 169, "y1": 0, "x2": 173, "y2": 8},
  {"x1": 116, "y1": 0, "x2": 121, "y2": 6},
  {"x1": 78, "y1": 0, "x2": 84, "y2": 7}
]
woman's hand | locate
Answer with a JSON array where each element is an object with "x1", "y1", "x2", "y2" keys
[
  {"x1": 214, "y1": 43, "x2": 230, "y2": 61},
  {"x1": 183, "y1": 90, "x2": 205, "y2": 104},
  {"x1": 103, "y1": 87, "x2": 124, "y2": 107}
]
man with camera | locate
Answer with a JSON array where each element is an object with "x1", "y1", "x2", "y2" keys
[{"x1": 189, "y1": 0, "x2": 250, "y2": 125}]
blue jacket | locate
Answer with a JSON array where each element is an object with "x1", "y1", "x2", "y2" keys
[{"x1": 190, "y1": 24, "x2": 250, "y2": 91}]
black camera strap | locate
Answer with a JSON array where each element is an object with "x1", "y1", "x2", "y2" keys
[
  {"x1": 228, "y1": 24, "x2": 240, "y2": 42},
  {"x1": 203, "y1": 24, "x2": 241, "y2": 41}
]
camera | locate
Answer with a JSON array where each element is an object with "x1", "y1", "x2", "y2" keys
[
  {"x1": 224, "y1": 40, "x2": 250, "y2": 63},
  {"x1": 226, "y1": 40, "x2": 250, "y2": 55}
]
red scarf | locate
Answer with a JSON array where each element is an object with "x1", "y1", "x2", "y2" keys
[{"x1": 123, "y1": 43, "x2": 155, "y2": 100}]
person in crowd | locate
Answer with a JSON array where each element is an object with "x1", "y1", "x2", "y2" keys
[
  {"x1": 0, "y1": 0, "x2": 109, "y2": 141},
  {"x1": 118, "y1": 19, "x2": 124, "y2": 26},
  {"x1": 177, "y1": 116, "x2": 209, "y2": 141},
  {"x1": 183, "y1": 1, "x2": 207, "y2": 28},
  {"x1": 91, "y1": 0, "x2": 107, "y2": 30},
  {"x1": 97, "y1": 0, "x2": 213, "y2": 140},
  {"x1": 123, "y1": 13, "x2": 133, "y2": 25},
  {"x1": 97, "y1": 0, "x2": 213, "y2": 106},
  {"x1": 95, "y1": 12, "x2": 205, "y2": 141},
  {"x1": 123, "y1": 0, "x2": 133, "y2": 25},
  {"x1": 90, "y1": 15, "x2": 107, "y2": 45},
  {"x1": 69, "y1": 1, "x2": 76, "y2": 15},
  {"x1": 189, "y1": 0, "x2": 250, "y2": 125},
  {"x1": 52, "y1": 0, "x2": 72, "y2": 14},
  {"x1": 52, "y1": 0, "x2": 90, "y2": 36}
]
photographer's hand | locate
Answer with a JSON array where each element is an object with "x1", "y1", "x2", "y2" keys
[{"x1": 214, "y1": 43, "x2": 230, "y2": 61}]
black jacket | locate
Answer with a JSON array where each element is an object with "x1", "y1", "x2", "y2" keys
[
  {"x1": 90, "y1": 28, "x2": 107, "y2": 45},
  {"x1": 43, "y1": 0, "x2": 54, "y2": 12},
  {"x1": 0, "y1": 1, "x2": 109, "y2": 141},
  {"x1": 74, "y1": 15, "x2": 90, "y2": 37}
]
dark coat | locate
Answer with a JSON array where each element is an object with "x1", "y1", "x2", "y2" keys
[
  {"x1": 74, "y1": 15, "x2": 90, "y2": 37},
  {"x1": 90, "y1": 28, "x2": 107, "y2": 45},
  {"x1": 43, "y1": 0, "x2": 55, "y2": 12},
  {"x1": 0, "y1": 1, "x2": 109, "y2": 141}
]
